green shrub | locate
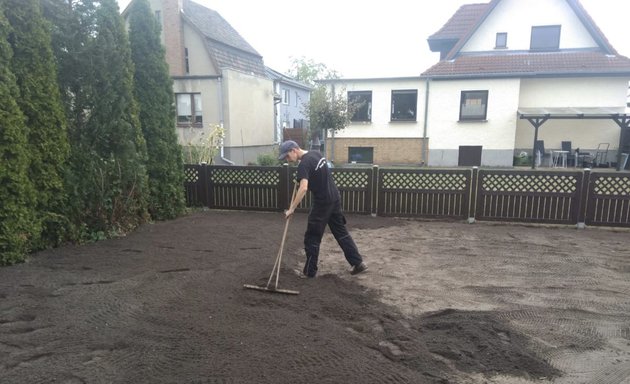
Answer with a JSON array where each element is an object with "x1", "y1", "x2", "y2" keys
[
  {"x1": 513, "y1": 153, "x2": 532, "y2": 166},
  {"x1": 257, "y1": 152, "x2": 279, "y2": 166}
]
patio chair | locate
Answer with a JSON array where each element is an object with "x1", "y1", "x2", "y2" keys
[
  {"x1": 593, "y1": 143, "x2": 610, "y2": 168},
  {"x1": 534, "y1": 140, "x2": 551, "y2": 167},
  {"x1": 561, "y1": 141, "x2": 576, "y2": 167}
]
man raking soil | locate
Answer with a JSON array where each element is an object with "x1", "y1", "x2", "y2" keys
[{"x1": 279, "y1": 140, "x2": 368, "y2": 278}]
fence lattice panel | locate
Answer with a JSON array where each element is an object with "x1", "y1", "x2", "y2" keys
[
  {"x1": 292, "y1": 167, "x2": 373, "y2": 214},
  {"x1": 476, "y1": 171, "x2": 581, "y2": 224},
  {"x1": 586, "y1": 174, "x2": 630, "y2": 227},
  {"x1": 184, "y1": 165, "x2": 203, "y2": 206},
  {"x1": 210, "y1": 166, "x2": 281, "y2": 211},
  {"x1": 377, "y1": 169, "x2": 471, "y2": 217}
]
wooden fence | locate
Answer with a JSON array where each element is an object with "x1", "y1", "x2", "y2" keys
[{"x1": 184, "y1": 164, "x2": 630, "y2": 228}]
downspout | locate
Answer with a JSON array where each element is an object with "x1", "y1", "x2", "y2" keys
[
  {"x1": 330, "y1": 83, "x2": 335, "y2": 163},
  {"x1": 422, "y1": 77, "x2": 431, "y2": 166},
  {"x1": 217, "y1": 76, "x2": 234, "y2": 165}
]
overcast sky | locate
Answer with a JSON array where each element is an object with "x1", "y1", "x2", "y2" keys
[{"x1": 117, "y1": 0, "x2": 630, "y2": 78}]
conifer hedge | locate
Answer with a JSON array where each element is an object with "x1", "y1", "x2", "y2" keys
[
  {"x1": 0, "y1": 11, "x2": 37, "y2": 264},
  {"x1": 1, "y1": 0, "x2": 189, "y2": 265}
]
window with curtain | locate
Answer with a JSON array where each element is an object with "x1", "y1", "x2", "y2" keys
[
  {"x1": 459, "y1": 90, "x2": 488, "y2": 121},
  {"x1": 176, "y1": 93, "x2": 202, "y2": 126}
]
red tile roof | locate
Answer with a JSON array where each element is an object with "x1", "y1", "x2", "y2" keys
[
  {"x1": 428, "y1": 3, "x2": 489, "y2": 41},
  {"x1": 423, "y1": 51, "x2": 630, "y2": 78}
]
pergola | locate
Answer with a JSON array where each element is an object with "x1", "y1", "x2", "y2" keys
[{"x1": 518, "y1": 107, "x2": 630, "y2": 171}]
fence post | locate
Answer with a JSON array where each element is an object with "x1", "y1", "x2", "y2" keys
[
  {"x1": 196, "y1": 163, "x2": 210, "y2": 207},
  {"x1": 279, "y1": 163, "x2": 290, "y2": 210},
  {"x1": 576, "y1": 168, "x2": 591, "y2": 229},
  {"x1": 371, "y1": 165, "x2": 379, "y2": 217},
  {"x1": 468, "y1": 166, "x2": 479, "y2": 223}
]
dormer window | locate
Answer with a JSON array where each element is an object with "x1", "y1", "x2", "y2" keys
[
  {"x1": 495, "y1": 32, "x2": 507, "y2": 49},
  {"x1": 530, "y1": 25, "x2": 561, "y2": 51}
]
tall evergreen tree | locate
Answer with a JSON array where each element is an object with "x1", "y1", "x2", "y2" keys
[
  {"x1": 78, "y1": 0, "x2": 149, "y2": 232},
  {"x1": 46, "y1": 0, "x2": 148, "y2": 236},
  {"x1": 43, "y1": 0, "x2": 100, "y2": 240},
  {"x1": 129, "y1": 0, "x2": 185, "y2": 220},
  {"x1": 0, "y1": 10, "x2": 37, "y2": 264},
  {"x1": 5, "y1": 0, "x2": 70, "y2": 249}
]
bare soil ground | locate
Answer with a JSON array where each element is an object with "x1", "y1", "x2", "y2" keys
[{"x1": 0, "y1": 210, "x2": 629, "y2": 384}]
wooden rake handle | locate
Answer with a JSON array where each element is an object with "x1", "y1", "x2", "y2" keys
[{"x1": 266, "y1": 181, "x2": 298, "y2": 289}]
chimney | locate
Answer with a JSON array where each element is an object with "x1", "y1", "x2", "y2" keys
[{"x1": 160, "y1": 0, "x2": 185, "y2": 76}]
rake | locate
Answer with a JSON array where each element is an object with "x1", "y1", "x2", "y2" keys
[{"x1": 243, "y1": 183, "x2": 299, "y2": 295}]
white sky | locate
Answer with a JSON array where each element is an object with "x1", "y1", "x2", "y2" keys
[{"x1": 117, "y1": 0, "x2": 630, "y2": 78}]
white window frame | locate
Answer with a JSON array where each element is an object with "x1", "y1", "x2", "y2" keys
[{"x1": 176, "y1": 93, "x2": 203, "y2": 127}]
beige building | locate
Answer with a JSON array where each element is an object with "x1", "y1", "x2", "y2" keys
[{"x1": 123, "y1": 0, "x2": 276, "y2": 165}]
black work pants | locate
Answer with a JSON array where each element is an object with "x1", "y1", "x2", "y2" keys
[{"x1": 303, "y1": 199, "x2": 362, "y2": 277}]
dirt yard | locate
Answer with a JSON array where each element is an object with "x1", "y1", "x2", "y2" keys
[{"x1": 0, "y1": 210, "x2": 629, "y2": 384}]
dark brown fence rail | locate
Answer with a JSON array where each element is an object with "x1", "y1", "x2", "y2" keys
[{"x1": 183, "y1": 164, "x2": 630, "y2": 228}]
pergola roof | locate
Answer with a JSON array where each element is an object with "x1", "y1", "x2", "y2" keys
[
  {"x1": 518, "y1": 107, "x2": 630, "y2": 171},
  {"x1": 518, "y1": 107, "x2": 630, "y2": 119}
]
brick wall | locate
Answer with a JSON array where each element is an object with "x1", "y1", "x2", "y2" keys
[
  {"x1": 161, "y1": 0, "x2": 185, "y2": 76},
  {"x1": 324, "y1": 138, "x2": 427, "y2": 165}
]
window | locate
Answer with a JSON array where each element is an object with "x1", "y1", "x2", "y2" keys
[
  {"x1": 348, "y1": 147, "x2": 373, "y2": 163},
  {"x1": 294, "y1": 91, "x2": 299, "y2": 107},
  {"x1": 495, "y1": 32, "x2": 507, "y2": 48},
  {"x1": 459, "y1": 90, "x2": 488, "y2": 121},
  {"x1": 391, "y1": 90, "x2": 417, "y2": 121},
  {"x1": 282, "y1": 89, "x2": 289, "y2": 105},
  {"x1": 185, "y1": 47, "x2": 190, "y2": 74},
  {"x1": 348, "y1": 91, "x2": 372, "y2": 122},
  {"x1": 176, "y1": 93, "x2": 202, "y2": 126},
  {"x1": 530, "y1": 25, "x2": 561, "y2": 51}
]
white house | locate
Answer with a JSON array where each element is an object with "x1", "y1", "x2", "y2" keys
[{"x1": 322, "y1": 0, "x2": 630, "y2": 168}]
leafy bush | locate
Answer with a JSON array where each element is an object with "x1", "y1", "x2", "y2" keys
[
  {"x1": 182, "y1": 124, "x2": 225, "y2": 164},
  {"x1": 513, "y1": 153, "x2": 532, "y2": 166},
  {"x1": 257, "y1": 152, "x2": 279, "y2": 166}
]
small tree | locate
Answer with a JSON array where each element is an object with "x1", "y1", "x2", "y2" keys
[
  {"x1": 287, "y1": 56, "x2": 340, "y2": 86},
  {"x1": 181, "y1": 124, "x2": 225, "y2": 164},
  {"x1": 288, "y1": 57, "x2": 354, "y2": 159},
  {"x1": 303, "y1": 84, "x2": 359, "y2": 162},
  {"x1": 306, "y1": 85, "x2": 352, "y2": 136}
]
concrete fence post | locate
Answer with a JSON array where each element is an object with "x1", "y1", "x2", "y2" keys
[
  {"x1": 468, "y1": 166, "x2": 479, "y2": 224},
  {"x1": 371, "y1": 165, "x2": 379, "y2": 217},
  {"x1": 576, "y1": 168, "x2": 591, "y2": 229}
]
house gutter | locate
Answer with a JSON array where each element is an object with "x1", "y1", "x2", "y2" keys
[
  {"x1": 217, "y1": 76, "x2": 235, "y2": 165},
  {"x1": 422, "y1": 77, "x2": 431, "y2": 166}
]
